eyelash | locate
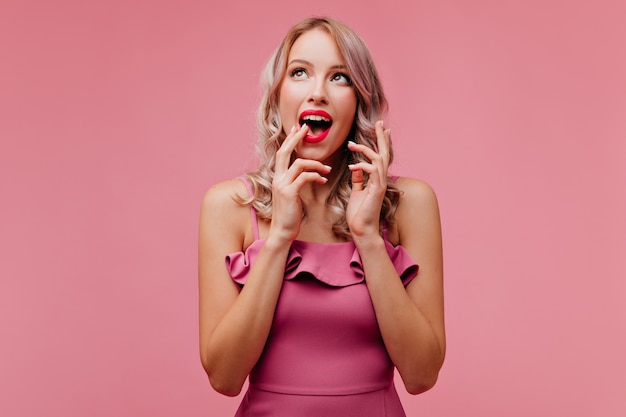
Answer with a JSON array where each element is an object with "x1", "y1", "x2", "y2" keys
[
  {"x1": 291, "y1": 68, "x2": 307, "y2": 78},
  {"x1": 289, "y1": 68, "x2": 352, "y2": 85},
  {"x1": 331, "y1": 72, "x2": 352, "y2": 84}
]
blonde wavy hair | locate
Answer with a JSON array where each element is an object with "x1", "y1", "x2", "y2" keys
[{"x1": 243, "y1": 17, "x2": 400, "y2": 239}]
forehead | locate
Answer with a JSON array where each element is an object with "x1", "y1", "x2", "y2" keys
[{"x1": 288, "y1": 28, "x2": 345, "y2": 64}]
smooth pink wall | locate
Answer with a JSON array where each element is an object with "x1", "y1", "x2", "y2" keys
[{"x1": 1, "y1": 1, "x2": 624, "y2": 416}]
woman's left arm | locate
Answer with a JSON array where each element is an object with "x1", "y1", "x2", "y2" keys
[
  {"x1": 347, "y1": 122, "x2": 445, "y2": 395},
  {"x1": 356, "y1": 178, "x2": 445, "y2": 395}
]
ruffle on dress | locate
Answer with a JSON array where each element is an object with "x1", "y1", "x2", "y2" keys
[{"x1": 225, "y1": 239, "x2": 418, "y2": 288}]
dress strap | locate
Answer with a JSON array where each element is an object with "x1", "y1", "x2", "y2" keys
[
  {"x1": 238, "y1": 176, "x2": 260, "y2": 241},
  {"x1": 382, "y1": 224, "x2": 390, "y2": 241}
]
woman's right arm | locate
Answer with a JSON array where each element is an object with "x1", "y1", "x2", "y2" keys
[
  {"x1": 198, "y1": 179, "x2": 292, "y2": 397},
  {"x1": 198, "y1": 124, "x2": 330, "y2": 396}
]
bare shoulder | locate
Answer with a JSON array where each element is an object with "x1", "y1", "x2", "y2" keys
[
  {"x1": 199, "y1": 178, "x2": 251, "y2": 251},
  {"x1": 394, "y1": 177, "x2": 439, "y2": 212},
  {"x1": 201, "y1": 178, "x2": 249, "y2": 212},
  {"x1": 392, "y1": 177, "x2": 441, "y2": 245}
]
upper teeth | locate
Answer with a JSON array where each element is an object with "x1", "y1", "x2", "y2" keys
[{"x1": 302, "y1": 115, "x2": 330, "y2": 122}]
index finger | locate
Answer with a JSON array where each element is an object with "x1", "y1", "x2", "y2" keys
[{"x1": 275, "y1": 124, "x2": 309, "y2": 174}]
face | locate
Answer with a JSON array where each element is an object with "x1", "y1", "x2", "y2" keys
[{"x1": 278, "y1": 28, "x2": 358, "y2": 164}]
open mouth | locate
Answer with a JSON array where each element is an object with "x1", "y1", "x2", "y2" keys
[{"x1": 299, "y1": 110, "x2": 332, "y2": 143}]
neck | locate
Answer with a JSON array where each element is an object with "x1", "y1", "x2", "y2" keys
[
  {"x1": 298, "y1": 145, "x2": 349, "y2": 203},
  {"x1": 300, "y1": 175, "x2": 333, "y2": 204},
  {"x1": 301, "y1": 161, "x2": 346, "y2": 203}
]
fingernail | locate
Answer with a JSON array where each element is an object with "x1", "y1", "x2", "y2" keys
[
  {"x1": 300, "y1": 123, "x2": 307, "y2": 130},
  {"x1": 380, "y1": 120, "x2": 384, "y2": 128},
  {"x1": 324, "y1": 165, "x2": 332, "y2": 171},
  {"x1": 290, "y1": 125, "x2": 296, "y2": 133},
  {"x1": 348, "y1": 140, "x2": 356, "y2": 145}
]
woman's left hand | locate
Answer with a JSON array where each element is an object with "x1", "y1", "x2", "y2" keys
[{"x1": 346, "y1": 120, "x2": 391, "y2": 240}]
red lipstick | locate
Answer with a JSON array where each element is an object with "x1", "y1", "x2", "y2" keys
[{"x1": 299, "y1": 109, "x2": 333, "y2": 143}]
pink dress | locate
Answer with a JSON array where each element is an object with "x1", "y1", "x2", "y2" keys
[{"x1": 225, "y1": 179, "x2": 418, "y2": 417}]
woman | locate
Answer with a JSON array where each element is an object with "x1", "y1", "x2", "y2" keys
[{"x1": 198, "y1": 17, "x2": 445, "y2": 416}]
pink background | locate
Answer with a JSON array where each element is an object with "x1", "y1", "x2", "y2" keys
[{"x1": 2, "y1": 0, "x2": 625, "y2": 416}]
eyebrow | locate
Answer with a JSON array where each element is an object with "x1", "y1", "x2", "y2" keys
[{"x1": 287, "y1": 59, "x2": 348, "y2": 71}]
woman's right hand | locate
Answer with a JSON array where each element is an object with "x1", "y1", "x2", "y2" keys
[{"x1": 268, "y1": 124, "x2": 332, "y2": 243}]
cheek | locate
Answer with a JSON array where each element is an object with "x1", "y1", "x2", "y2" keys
[
  {"x1": 279, "y1": 84, "x2": 304, "y2": 116},
  {"x1": 280, "y1": 81, "x2": 307, "y2": 101},
  {"x1": 335, "y1": 92, "x2": 357, "y2": 120},
  {"x1": 278, "y1": 93, "x2": 292, "y2": 123}
]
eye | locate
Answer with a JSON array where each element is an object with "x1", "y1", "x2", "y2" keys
[
  {"x1": 331, "y1": 72, "x2": 352, "y2": 85},
  {"x1": 290, "y1": 68, "x2": 308, "y2": 79}
]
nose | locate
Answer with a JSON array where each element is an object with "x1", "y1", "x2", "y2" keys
[{"x1": 307, "y1": 79, "x2": 328, "y2": 105}]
